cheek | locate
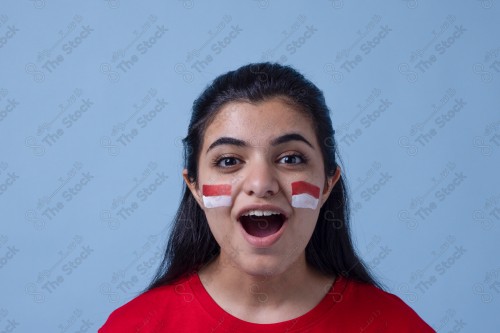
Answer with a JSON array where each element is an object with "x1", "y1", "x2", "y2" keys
[
  {"x1": 287, "y1": 180, "x2": 323, "y2": 237},
  {"x1": 202, "y1": 184, "x2": 232, "y2": 208},
  {"x1": 293, "y1": 204, "x2": 321, "y2": 226},
  {"x1": 290, "y1": 181, "x2": 321, "y2": 210},
  {"x1": 201, "y1": 184, "x2": 235, "y2": 246},
  {"x1": 203, "y1": 201, "x2": 232, "y2": 224},
  {"x1": 203, "y1": 208, "x2": 235, "y2": 244}
]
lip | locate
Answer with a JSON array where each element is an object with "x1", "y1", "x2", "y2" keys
[{"x1": 236, "y1": 204, "x2": 289, "y2": 248}]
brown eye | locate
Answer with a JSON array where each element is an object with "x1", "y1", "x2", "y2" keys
[
  {"x1": 217, "y1": 157, "x2": 240, "y2": 168},
  {"x1": 278, "y1": 154, "x2": 305, "y2": 165}
]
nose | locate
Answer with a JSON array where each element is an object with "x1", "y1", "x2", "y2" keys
[{"x1": 241, "y1": 157, "x2": 279, "y2": 198}]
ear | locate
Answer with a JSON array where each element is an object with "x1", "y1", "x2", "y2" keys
[
  {"x1": 320, "y1": 166, "x2": 341, "y2": 207},
  {"x1": 182, "y1": 169, "x2": 204, "y2": 209}
]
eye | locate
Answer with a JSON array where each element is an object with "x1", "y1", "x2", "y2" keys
[
  {"x1": 278, "y1": 154, "x2": 306, "y2": 165},
  {"x1": 215, "y1": 156, "x2": 241, "y2": 168}
]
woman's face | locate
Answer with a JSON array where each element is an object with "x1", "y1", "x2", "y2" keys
[{"x1": 185, "y1": 97, "x2": 339, "y2": 277}]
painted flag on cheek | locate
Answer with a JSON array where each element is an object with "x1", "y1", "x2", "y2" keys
[
  {"x1": 202, "y1": 184, "x2": 232, "y2": 208},
  {"x1": 291, "y1": 181, "x2": 320, "y2": 209}
]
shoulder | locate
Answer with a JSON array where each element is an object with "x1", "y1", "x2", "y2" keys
[
  {"x1": 334, "y1": 278, "x2": 435, "y2": 332},
  {"x1": 345, "y1": 279, "x2": 412, "y2": 312},
  {"x1": 98, "y1": 274, "x2": 195, "y2": 333}
]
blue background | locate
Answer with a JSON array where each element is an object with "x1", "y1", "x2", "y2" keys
[{"x1": 1, "y1": 0, "x2": 499, "y2": 331}]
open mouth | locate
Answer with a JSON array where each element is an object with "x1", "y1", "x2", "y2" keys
[{"x1": 239, "y1": 210, "x2": 286, "y2": 238}]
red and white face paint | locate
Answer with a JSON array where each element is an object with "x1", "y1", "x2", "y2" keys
[
  {"x1": 291, "y1": 181, "x2": 320, "y2": 209},
  {"x1": 202, "y1": 184, "x2": 232, "y2": 208}
]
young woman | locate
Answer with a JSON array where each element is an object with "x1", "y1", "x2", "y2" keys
[{"x1": 99, "y1": 63, "x2": 435, "y2": 332}]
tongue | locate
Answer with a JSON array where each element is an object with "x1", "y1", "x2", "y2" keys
[{"x1": 240, "y1": 215, "x2": 284, "y2": 238}]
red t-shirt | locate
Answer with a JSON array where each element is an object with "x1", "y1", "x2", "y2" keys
[{"x1": 99, "y1": 272, "x2": 435, "y2": 332}]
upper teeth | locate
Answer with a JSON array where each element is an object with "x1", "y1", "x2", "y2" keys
[{"x1": 241, "y1": 210, "x2": 281, "y2": 217}]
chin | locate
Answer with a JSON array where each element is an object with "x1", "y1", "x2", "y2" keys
[{"x1": 237, "y1": 254, "x2": 292, "y2": 278}]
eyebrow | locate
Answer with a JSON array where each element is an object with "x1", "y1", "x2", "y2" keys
[{"x1": 206, "y1": 133, "x2": 314, "y2": 153}]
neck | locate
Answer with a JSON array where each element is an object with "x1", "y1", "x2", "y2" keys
[{"x1": 198, "y1": 252, "x2": 334, "y2": 323}]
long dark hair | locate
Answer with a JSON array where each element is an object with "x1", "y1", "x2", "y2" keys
[{"x1": 147, "y1": 62, "x2": 379, "y2": 291}]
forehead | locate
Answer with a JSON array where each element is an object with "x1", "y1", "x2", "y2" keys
[{"x1": 204, "y1": 98, "x2": 315, "y2": 145}]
